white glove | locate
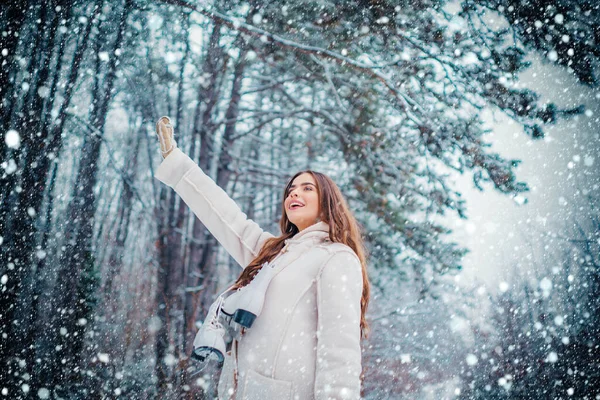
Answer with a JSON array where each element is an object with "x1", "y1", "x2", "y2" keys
[{"x1": 155, "y1": 116, "x2": 177, "y2": 158}]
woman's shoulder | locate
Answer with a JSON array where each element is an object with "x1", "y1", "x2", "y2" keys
[{"x1": 318, "y1": 240, "x2": 360, "y2": 261}]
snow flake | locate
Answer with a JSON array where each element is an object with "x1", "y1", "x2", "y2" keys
[
  {"x1": 499, "y1": 282, "x2": 509, "y2": 292},
  {"x1": 547, "y1": 50, "x2": 558, "y2": 61},
  {"x1": 585, "y1": 109, "x2": 593, "y2": 117},
  {"x1": 27, "y1": 207, "x2": 36, "y2": 217},
  {"x1": 562, "y1": 336, "x2": 570, "y2": 345},
  {"x1": 37, "y1": 388, "x2": 50, "y2": 399},
  {"x1": 513, "y1": 195, "x2": 527, "y2": 205},
  {"x1": 554, "y1": 14, "x2": 564, "y2": 24},
  {"x1": 164, "y1": 52, "x2": 177, "y2": 63},
  {"x1": 3, "y1": 159, "x2": 17, "y2": 174},
  {"x1": 1, "y1": 388, "x2": 7, "y2": 395},
  {"x1": 567, "y1": 388, "x2": 574, "y2": 395},
  {"x1": 496, "y1": 376, "x2": 512, "y2": 390},
  {"x1": 554, "y1": 316, "x2": 564, "y2": 326},
  {"x1": 37, "y1": 85, "x2": 50, "y2": 98},
  {"x1": 21, "y1": 384, "x2": 30, "y2": 394},
  {"x1": 97, "y1": 353, "x2": 110, "y2": 363},
  {"x1": 534, "y1": 20, "x2": 543, "y2": 28},
  {"x1": 552, "y1": 266, "x2": 561, "y2": 274},
  {"x1": 376, "y1": 16, "x2": 390, "y2": 24},
  {"x1": 546, "y1": 351, "x2": 558, "y2": 363},
  {"x1": 252, "y1": 14, "x2": 262, "y2": 25},
  {"x1": 35, "y1": 249, "x2": 47, "y2": 260},
  {"x1": 163, "y1": 353, "x2": 176, "y2": 366},
  {"x1": 196, "y1": 376, "x2": 209, "y2": 390},
  {"x1": 466, "y1": 353, "x2": 478, "y2": 365},
  {"x1": 148, "y1": 316, "x2": 162, "y2": 333},
  {"x1": 0, "y1": 275, "x2": 6, "y2": 285},
  {"x1": 98, "y1": 52, "x2": 109, "y2": 62},
  {"x1": 5, "y1": 130, "x2": 20, "y2": 149},
  {"x1": 540, "y1": 277, "x2": 552, "y2": 297},
  {"x1": 463, "y1": 52, "x2": 479, "y2": 64},
  {"x1": 583, "y1": 155, "x2": 594, "y2": 167},
  {"x1": 1, "y1": 49, "x2": 7, "y2": 57},
  {"x1": 114, "y1": 388, "x2": 122, "y2": 395},
  {"x1": 400, "y1": 354, "x2": 411, "y2": 363}
]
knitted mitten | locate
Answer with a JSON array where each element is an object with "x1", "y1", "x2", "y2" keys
[{"x1": 155, "y1": 116, "x2": 177, "y2": 158}]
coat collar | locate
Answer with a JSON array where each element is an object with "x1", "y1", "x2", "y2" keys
[{"x1": 284, "y1": 221, "x2": 330, "y2": 246}]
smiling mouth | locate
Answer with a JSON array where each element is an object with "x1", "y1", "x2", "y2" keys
[{"x1": 289, "y1": 202, "x2": 305, "y2": 210}]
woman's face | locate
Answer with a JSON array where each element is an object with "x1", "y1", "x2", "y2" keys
[{"x1": 284, "y1": 173, "x2": 321, "y2": 231}]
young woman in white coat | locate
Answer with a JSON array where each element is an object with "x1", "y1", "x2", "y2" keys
[{"x1": 154, "y1": 117, "x2": 370, "y2": 400}]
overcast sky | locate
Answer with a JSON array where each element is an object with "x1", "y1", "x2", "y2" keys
[{"x1": 447, "y1": 57, "x2": 599, "y2": 292}]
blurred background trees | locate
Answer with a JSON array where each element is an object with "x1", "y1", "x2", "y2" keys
[{"x1": 0, "y1": 0, "x2": 597, "y2": 398}]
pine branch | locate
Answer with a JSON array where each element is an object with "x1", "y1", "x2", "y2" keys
[{"x1": 156, "y1": 0, "x2": 423, "y2": 123}]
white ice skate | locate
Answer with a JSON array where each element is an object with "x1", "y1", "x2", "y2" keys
[
  {"x1": 221, "y1": 262, "x2": 277, "y2": 328},
  {"x1": 191, "y1": 295, "x2": 227, "y2": 365}
]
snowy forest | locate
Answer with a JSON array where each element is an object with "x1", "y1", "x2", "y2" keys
[{"x1": 1, "y1": 0, "x2": 599, "y2": 398}]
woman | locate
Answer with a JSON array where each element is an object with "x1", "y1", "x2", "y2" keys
[{"x1": 154, "y1": 117, "x2": 370, "y2": 400}]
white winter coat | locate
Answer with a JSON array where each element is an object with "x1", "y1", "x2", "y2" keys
[{"x1": 156, "y1": 148, "x2": 363, "y2": 400}]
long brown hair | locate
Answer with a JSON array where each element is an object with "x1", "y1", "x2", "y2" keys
[{"x1": 231, "y1": 170, "x2": 371, "y2": 339}]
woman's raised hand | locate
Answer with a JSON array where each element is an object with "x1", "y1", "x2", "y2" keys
[{"x1": 155, "y1": 116, "x2": 177, "y2": 158}]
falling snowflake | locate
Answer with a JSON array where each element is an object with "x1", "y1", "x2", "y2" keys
[
  {"x1": 4, "y1": 130, "x2": 20, "y2": 149},
  {"x1": 466, "y1": 354, "x2": 478, "y2": 366},
  {"x1": 97, "y1": 353, "x2": 110, "y2": 363},
  {"x1": 546, "y1": 352, "x2": 558, "y2": 363}
]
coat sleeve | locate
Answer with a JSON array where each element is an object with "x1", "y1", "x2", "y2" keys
[
  {"x1": 155, "y1": 148, "x2": 274, "y2": 268},
  {"x1": 314, "y1": 251, "x2": 363, "y2": 400}
]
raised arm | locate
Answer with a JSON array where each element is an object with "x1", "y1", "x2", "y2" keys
[
  {"x1": 314, "y1": 250, "x2": 363, "y2": 400},
  {"x1": 154, "y1": 117, "x2": 273, "y2": 268}
]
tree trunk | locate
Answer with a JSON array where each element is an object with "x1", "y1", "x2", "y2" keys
[
  {"x1": 40, "y1": 1, "x2": 131, "y2": 394},
  {"x1": 0, "y1": 0, "x2": 69, "y2": 388},
  {"x1": 178, "y1": 17, "x2": 228, "y2": 375},
  {"x1": 0, "y1": 0, "x2": 29, "y2": 136}
]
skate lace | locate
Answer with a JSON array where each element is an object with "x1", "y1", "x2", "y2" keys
[{"x1": 207, "y1": 295, "x2": 225, "y2": 331}]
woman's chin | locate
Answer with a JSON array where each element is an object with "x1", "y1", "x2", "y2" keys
[{"x1": 290, "y1": 217, "x2": 319, "y2": 231}]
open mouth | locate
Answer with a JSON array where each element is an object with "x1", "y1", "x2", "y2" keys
[{"x1": 289, "y1": 201, "x2": 305, "y2": 210}]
